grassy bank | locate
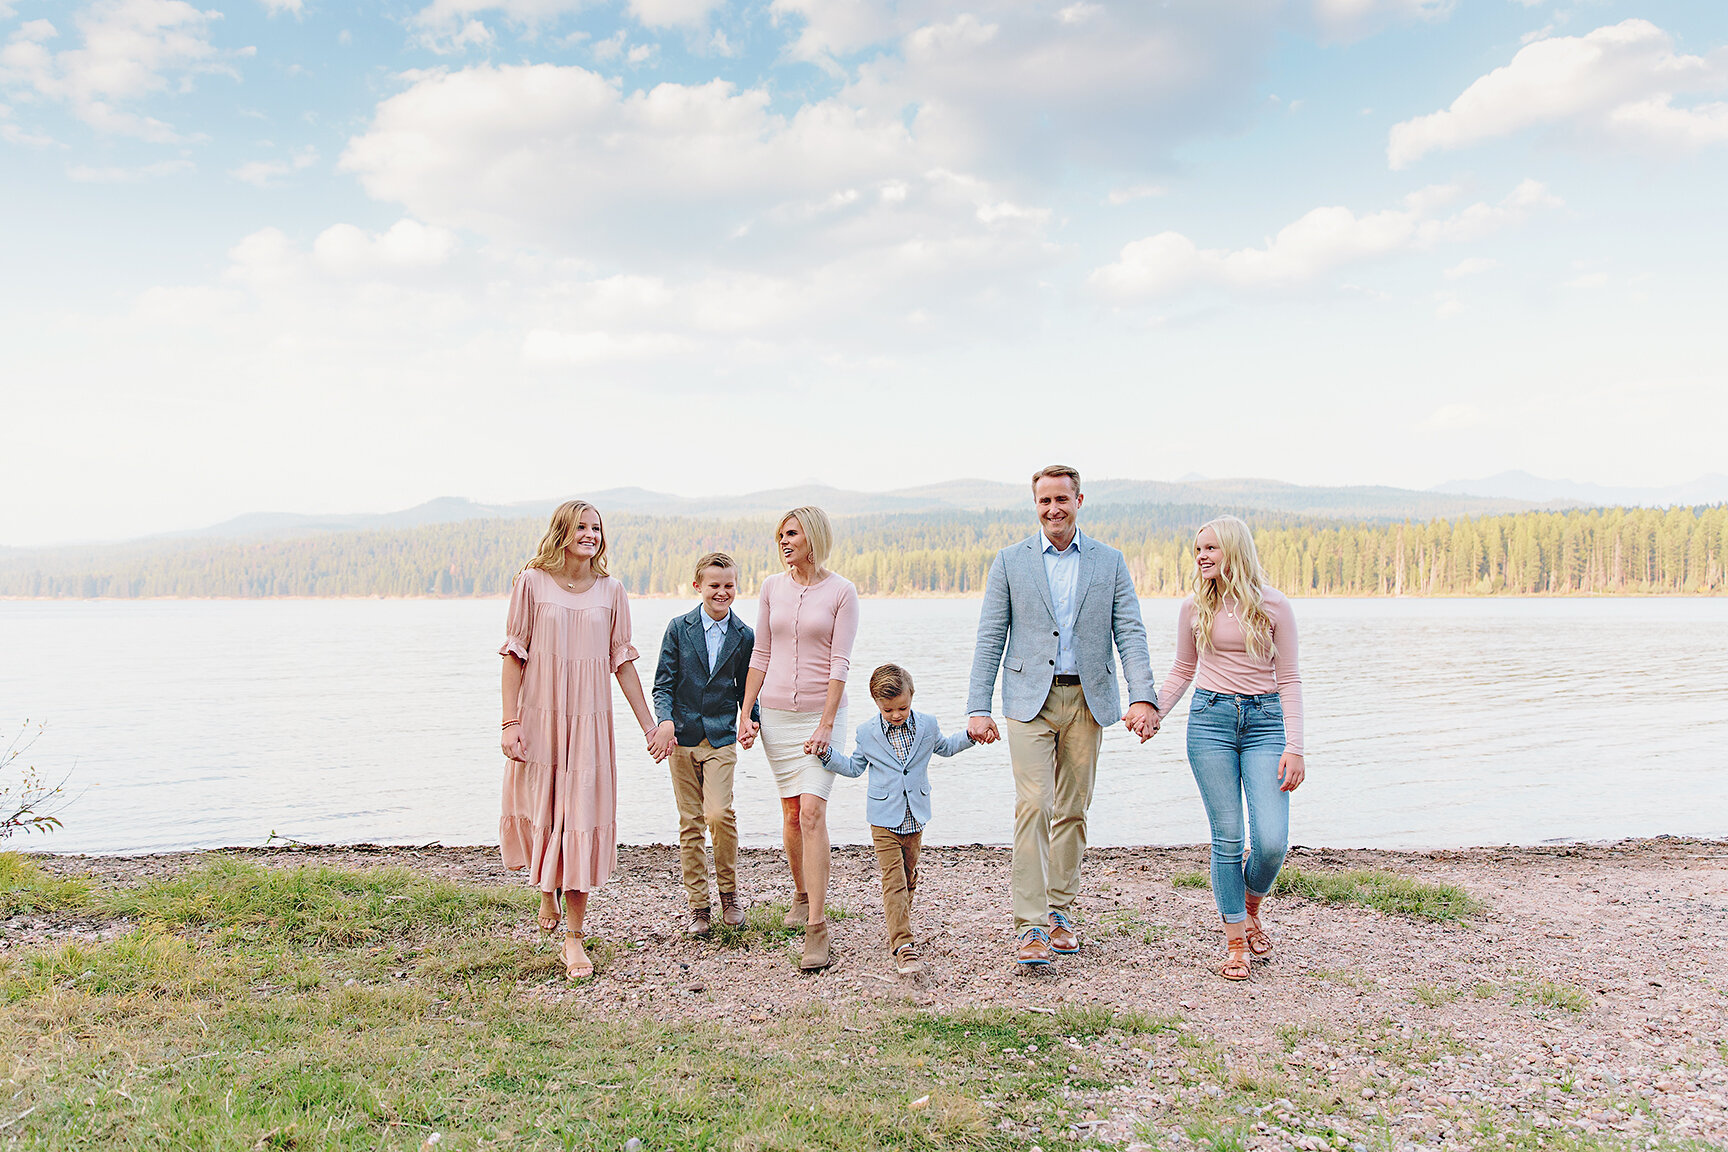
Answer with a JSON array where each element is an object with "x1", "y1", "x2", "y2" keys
[{"x1": 1, "y1": 850, "x2": 1718, "y2": 1151}]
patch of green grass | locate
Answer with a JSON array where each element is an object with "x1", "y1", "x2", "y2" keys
[
  {"x1": 1274, "y1": 866, "x2": 1486, "y2": 922},
  {"x1": 0, "y1": 853, "x2": 90, "y2": 916},
  {"x1": 1512, "y1": 978, "x2": 1590, "y2": 1014},
  {"x1": 1413, "y1": 982, "x2": 1459, "y2": 1006},
  {"x1": 1170, "y1": 871, "x2": 1210, "y2": 890},
  {"x1": 100, "y1": 856, "x2": 529, "y2": 946},
  {"x1": 1185, "y1": 1119, "x2": 1249, "y2": 1152},
  {"x1": 1475, "y1": 980, "x2": 1500, "y2": 1000}
]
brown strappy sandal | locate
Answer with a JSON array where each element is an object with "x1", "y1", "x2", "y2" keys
[
  {"x1": 537, "y1": 892, "x2": 562, "y2": 935},
  {"x1": 1244, "y1": 912, "x2": 1273, "y2": 957},
  {"x1": 1218, "y1": 935, "x2": 1251, "y2": 981},
  {"x1": 562, "y1": 931, "x2": 593, "y2": 981}
]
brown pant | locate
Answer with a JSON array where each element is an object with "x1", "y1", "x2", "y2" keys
[
  {"x1": 870, "y1": 824, "x2": 923, "y2": 955},
  {"x1": 668, "y1": 740, "x2": 738, "y2": 909},
  {"x1": 1006, "y1": 682, "x2": 1102, "y2": 932}
]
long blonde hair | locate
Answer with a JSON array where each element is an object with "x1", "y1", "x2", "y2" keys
[
  {"x1": 1191, "y1": 515, "x2": 1274, "y2": 660},
  {"x1": 527, "y1": 500, "x2": 609, "y2": 577}
]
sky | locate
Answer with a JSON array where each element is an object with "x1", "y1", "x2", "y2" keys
[{"x1": 2, "y1": 0, "x2": 1726, "y2": 545}]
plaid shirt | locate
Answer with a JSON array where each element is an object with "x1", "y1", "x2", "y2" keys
[{"x1": 882, "y1": 714, "x2": 922, "y2": 835}]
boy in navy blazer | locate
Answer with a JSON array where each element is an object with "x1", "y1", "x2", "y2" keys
[
  {"x1": 650, "y1": 552, "x2": 761, "y2": 937},
  {"x1": 823, "y1": 663, "x2": 975, "y2": 975}
]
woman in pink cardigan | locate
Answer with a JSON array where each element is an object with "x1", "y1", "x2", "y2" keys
[{"x1": 737, "y1": 505, "x2": 859, "y2": 971}]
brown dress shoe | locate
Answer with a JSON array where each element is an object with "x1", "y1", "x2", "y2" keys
[
  {"x1": 1016, "y1": 927, "x2": 1053, "y2": 966},
  {"x1": 800, "y1": 921, "x2": 832, "y2": 971},
  {"x1": 1047, "y1": 910, "x2": 1079, "y2": 954},
  {"x1": 685, "y1": 906, "x2": 712, "y2": 937},
  {"x1": 783, "y1": 892, "x2": 809, "y2": 929},
  {"x1": 719, "y1": 891, "x2": 745, "y2": 928}
]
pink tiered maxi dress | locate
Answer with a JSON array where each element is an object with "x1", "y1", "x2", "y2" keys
[{"x1": 498, "y1": 567, "x2": 639, "y2": 892}]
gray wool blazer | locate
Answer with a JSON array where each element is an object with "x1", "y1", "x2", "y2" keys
[{"x1": 965, "y1": 532, "x2": 1156, "y2": 727}]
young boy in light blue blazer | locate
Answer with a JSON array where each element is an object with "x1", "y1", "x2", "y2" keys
[{"x1": 822, "y1": 663, "x2": 975, "y2": 975}]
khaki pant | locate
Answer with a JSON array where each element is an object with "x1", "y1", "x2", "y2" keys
[
  {"x1": 1006, "y1": 682, "x2": 1102, "y2": 932},
  {"x1": 870, "y1": 824, "x2": 923, "y2": 955},
  {"x1": 668, "y1": 740, "x2": 739, "y2": 909}
]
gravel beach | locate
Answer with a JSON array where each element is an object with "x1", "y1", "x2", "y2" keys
[{"x1": 15, "y1": 838, "x2": 1727, "y2": 1150}]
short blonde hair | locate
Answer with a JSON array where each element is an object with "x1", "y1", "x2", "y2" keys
[
  {"x1": 869, "y1": 664, "x2": 914, "y2": 700},
  {"x1": 693, "y1": 551, "x2": 737, "y2": 582},
  {"x1": 777, "y1": 506, "x2": 834, "y2": 566},
  {"x1": 1031, "y1": 464, "x2": 1081, "y2": 493}
]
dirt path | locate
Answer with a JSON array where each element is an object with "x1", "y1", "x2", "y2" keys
[{"x1": 17, "y1": 838, "x2": 1728, "y2": 1148}]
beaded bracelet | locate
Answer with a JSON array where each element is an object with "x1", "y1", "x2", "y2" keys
[{"x1": 501, "y1": 718, "x2": 521, "y2": 730}]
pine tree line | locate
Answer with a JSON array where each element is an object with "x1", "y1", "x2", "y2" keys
[{"x1": 2, "y1": 504, "x2": 1722, "y2": 599}]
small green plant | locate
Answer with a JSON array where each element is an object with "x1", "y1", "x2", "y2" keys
[
  {"x1": 1186, "y1": 1119, "x2": 1249, "y2": 1152},
  {"x1": 1413, "y1": 982, "x2": 1458, "y2": 1006},
  {"x1": 1474, "y1": 981, "x2": 1499, "y2": 1000},
  {"x1": 0, "y1": 722, "x2": 69, "y2": 839},
  {"x1": 1512, "y1": 978, "x2": 1589, "y2": 1013},
  {"x1": 1171, "y1": 871, "x2": 1210, "y2": 890},
  {"x1": 1275, "y1": 867, "x2": 1485, "y2": 922}
]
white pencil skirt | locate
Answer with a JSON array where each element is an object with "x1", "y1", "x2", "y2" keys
[{"x1": 760, "y1": 706, "x2": 848, "y2": 801}]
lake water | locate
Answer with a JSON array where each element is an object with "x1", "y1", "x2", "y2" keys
[{"x1": 1, "y1": 597, "x2": 1725, "y2": 855}]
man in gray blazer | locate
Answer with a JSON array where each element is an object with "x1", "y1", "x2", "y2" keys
[{"x1": 967, "y1": 465, "x2": 1159, "y2": 966}]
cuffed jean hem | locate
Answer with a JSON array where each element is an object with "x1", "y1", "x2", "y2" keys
[{"x1": 1186, "y1": 688, "x2": 1290, "y2": 924}]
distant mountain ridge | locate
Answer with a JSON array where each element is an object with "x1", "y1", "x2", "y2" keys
[
  {"x1": 1433, "y1": 470, "x2": 1728, "y2": 507},
  {"x1": 149, "y1": 477, "x2": 1535, "y2": 544}
]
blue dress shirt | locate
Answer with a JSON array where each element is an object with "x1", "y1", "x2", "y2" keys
[
  {"x1": 1042, "y1": 530, "x2": 1082, "y2": 676},
  {"x1": 701, "y1": 611, "x2": 729, "y2": 673}
]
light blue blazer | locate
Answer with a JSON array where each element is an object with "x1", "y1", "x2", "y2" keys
[
  {"x1": 824, "y1": 711, "x2": 974, "y2": 829},
  {"x1": 966, "y1": 532, "x2": 1156, "y2": 727}
]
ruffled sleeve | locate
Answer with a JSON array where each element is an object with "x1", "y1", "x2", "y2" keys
[
  {"x1": 499, "y1": 567, "x2": 535, "y2": 661},
  {"x1": 609, "y1": 578, "x2": 641, "y2": 672}
]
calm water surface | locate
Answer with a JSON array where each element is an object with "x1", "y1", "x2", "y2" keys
[{"x1": 2, "y1": 597, "x2": 1724, "y2": 854}]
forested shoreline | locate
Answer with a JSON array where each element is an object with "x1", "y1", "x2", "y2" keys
[{"x1": 3, "y1": 503, "x2": 1723, "y2": 599}]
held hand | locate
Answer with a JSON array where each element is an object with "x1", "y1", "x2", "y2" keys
[
  {"x1": 500, "y1": 726, "x2": 528, "y2": 763},
  {"x1": 646, "y1": 721, "x2": 676, "y2": 762},
  {"x1": 967, "y1": 715, "x2": 1001, "y2": 745},
  {"x1": 803, "y1": 723, "x2": 834, "y2": 758},
  {"x1": 1124, "y1": 702, "x2": 1160, "y2": 743},
  {"x1": 1278, "y1": 752, "x2": 1306, "y2": 792},
  {"x1": 737, "y1": 716, "x2": 760, "y2": 750}
]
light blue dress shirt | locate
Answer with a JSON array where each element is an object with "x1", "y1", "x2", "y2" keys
[
  {"x1": 1042, "y1": 530, "x2": 1082, "y2": 675},
  {"x1": 701, "y1": 611, "x2": 729, "y2": 673}
]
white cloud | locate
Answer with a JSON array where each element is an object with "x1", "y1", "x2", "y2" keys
[
  {"x1": 522, "y1": 328, "x2": 688, "y2": 364},
  {"x1": 67, "y1": 157, "x2": 191, "y2": 180},
  {"x1": 1388, "y1": 19, "x2": 1728, "y2": 167},
  {"x1": 0, "y1": 0, "x2": 230, "y2": 141},
  {"x1": 627, "y1": 0, "x2": 724, "y2": 30},
  {"x1": 258, "y1": 0, "x2": 303, "y2": 14},
  {"x1": 309, "y1": 220, "x2": 458, "y2": 275},
  {"x1": 1106, "y1": 183, "x2": 1165, "y2": 205},
  {"x1": 229, "y1": 145, "x2": 318, "y2": 186},
  {"x1": 1443, "y1": 256, "x2": 1497, "y2": 280},
  {"x1": 1090, "y1": 179, "x2": 1560, "y2": 298},
  {"x1": 1423, "y1": 403, "x2": 1487, "y2": 431}
]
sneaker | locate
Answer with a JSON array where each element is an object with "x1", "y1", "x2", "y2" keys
[
  {"x1": 1047, "y1": 909, "x2": 1079, "y2": 954},
  {"x1": 1016, "y1": 926, "x2": 1053, "y2": 966},
  {"x1": 686, "y1": 906, "x2": 712, "y2": 937},
  {"x1": 893, "y1": 944, "x2": 926, "y2": 976}
]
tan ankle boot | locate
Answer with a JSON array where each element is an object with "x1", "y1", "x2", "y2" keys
[
  {"x1": 783, "y1": 892, "x2": 809, "y2": 929},
  {"x1": 801, "y1": 921, "x2": 831, "y2": 971},
  {"x1": 719, "y1": 891, "x2": 745, "y2": 928}
]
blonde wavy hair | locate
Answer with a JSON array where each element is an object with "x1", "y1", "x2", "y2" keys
[
  {"x1": 777, "y1": 505, "x2": 834, "y2": 567},
  {"x1": 1191, "y1": 515, "x2": 1274, "y2": 660},
  {"x1": 527, "y1": 500, "x2": 609, "y2": 578}
]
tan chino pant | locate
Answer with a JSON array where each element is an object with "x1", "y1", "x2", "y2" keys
[
  {"x1": 668, "y1": 740, "x2": 739, "y2": 909},
  {"x1": 870, "y1": 824, "x2": 922, "y2": 955},
  {"x1": 1006, "y1": 682, "x2": 1102, "y2": 932}
]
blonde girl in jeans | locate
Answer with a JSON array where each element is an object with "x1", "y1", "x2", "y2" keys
[{"x1": 1156, "y1": 516, "x2": 1306, "y2": 980}]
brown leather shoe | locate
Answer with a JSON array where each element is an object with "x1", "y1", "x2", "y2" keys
[
  {"x1": 783, "y1": 892, "x2": 809, "y2": 929},
  {"x1": 800, "y1": 921, "x2": 832, "y2": 971},
  {"x1": 1047, "y1": 910, "x2": 1079, "y2": 954},
  {"x1": 686, "y1": 906, "x2": 712, "y2": 937},
  {"x1": 1016, "y1": 927, "x2": 1053, "y2": 967},
  {"x1": 719, "y1": 891, "x2": 745, "y2": 928}
]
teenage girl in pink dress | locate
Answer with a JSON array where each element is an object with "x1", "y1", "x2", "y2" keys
[{"x1": 499, "y1": 500, "x2": 661, "y2": 980}]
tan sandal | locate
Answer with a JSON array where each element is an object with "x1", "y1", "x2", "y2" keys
[
  {"x1": 1244, "y1": 912, "x2": 1273, "y2": 957},
  {"x1": 1218, "y1": 936, "x2": 1250, "y2": 981},
  {"x1": 537, "y1": 893, "x2": 562, "y2": 934},
  {"x1": 562, "y1": 931, "x2": 593, "y2": 981}
]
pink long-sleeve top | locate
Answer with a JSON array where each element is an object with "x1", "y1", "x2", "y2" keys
[
  {"x1": 749, "y1": 570, "x2": 860, "y2": 713},
  {"x1": 1156, "y1": 586, "x2": 1305, "y2": 755}
]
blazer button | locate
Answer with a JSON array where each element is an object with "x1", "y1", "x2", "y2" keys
[
  {"x1": 1049, "y1": 659, "x2": 1055, "y2": 666},
  {"x1": 1052, "y1": 630, "x2": 1059, "y2": 636}
]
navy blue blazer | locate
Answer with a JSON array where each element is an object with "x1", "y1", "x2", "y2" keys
[{"x1": 653, "y1": 607, "x2": 759, "y2": 749}]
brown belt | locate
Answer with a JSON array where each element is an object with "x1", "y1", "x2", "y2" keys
[{"x1": 1052, "y1": 674, "x2": 1082, "y2": 686}]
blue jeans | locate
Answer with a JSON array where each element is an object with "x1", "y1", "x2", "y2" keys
[{"x1": 1186, "y1": 689, "x2": 1290, "y2": 924}]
